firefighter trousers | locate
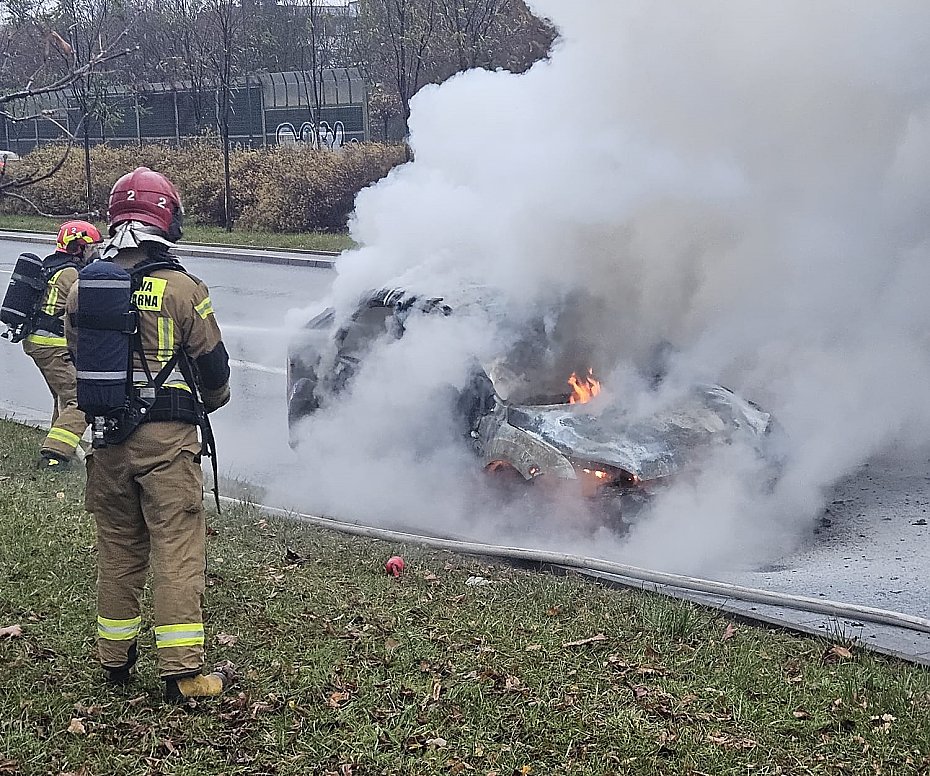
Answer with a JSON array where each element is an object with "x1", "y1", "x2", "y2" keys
[
  {"x1": 22, "y1": 342, "x2": 87, "y2": 458},
  {"x1": 85, "y1": 421, "x2": 208, "y2": 678}
]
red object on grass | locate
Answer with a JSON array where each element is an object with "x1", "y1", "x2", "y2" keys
[{"x1": 385, "y1": 556, "x2": 405, "y2": 577}]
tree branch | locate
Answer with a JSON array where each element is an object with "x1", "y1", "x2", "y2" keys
[
  {"x1": 0, "y1": 188, "x2": 99, "y2": 219},
  {"x1": 0, "y1": 44, "x2": 136, "y2": 107}
]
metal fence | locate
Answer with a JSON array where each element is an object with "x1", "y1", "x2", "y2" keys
[{"x1": 1, "y1": 68, "x2": 369, "y2": 153}]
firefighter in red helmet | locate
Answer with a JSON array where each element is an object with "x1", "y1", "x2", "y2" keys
[
  {"x1": 65, "y1": 167, "x2": 233, "y2": 701},
  {"x1": 23, "y1": 219, "x2": 101, "y2": 469}
]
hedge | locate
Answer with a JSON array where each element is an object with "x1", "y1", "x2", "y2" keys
[{"x1": 1, "y1": 137, "x2": 406, "y2": 232}]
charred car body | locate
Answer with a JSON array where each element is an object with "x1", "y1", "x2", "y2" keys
[{"x1": 287, "y1": 287, "x2": 780, "y2": 526}]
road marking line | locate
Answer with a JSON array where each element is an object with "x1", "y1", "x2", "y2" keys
[{"x1": 221, "y1": 324, "x2": 294, "y2": 335}]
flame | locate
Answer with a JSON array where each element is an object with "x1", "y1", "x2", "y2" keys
[{"x1": 568, "y1": 368, "x2": 601, "y2": 404}]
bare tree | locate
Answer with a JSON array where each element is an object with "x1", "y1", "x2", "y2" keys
[
  {"x1": 367, "y1": 81, "x2": 401, "y2": 141},
  {"x1": 159, "y1": 0, "x2": 214, "y2": 129},
  {"x1": 0, "y1": 1, "x2": 134, "y2": 215},
  {"x1": 481, "y1": 0, "x2": 553, "y2": 75},
  {"x1": 0, "y1": 0, "x2": 552, "y2": 183},
  {"x1": 262, "y1": 0, "x2": 357, "y2": 148},
  {"x1": 357, "y1": 0, "x2": 439, "y2": 137},
  {"x1": 355, "y1": 0, "x2": 551, "y2": 139},
  {"x1": 61, "y1": 0, "x2": 135, "y2": 212},
  {"x1": 203, "y1": 0, "x2": 241, "y2": 231},
  {"x1": 437, "y1": 0, "x2": 504, "y2": 71}
]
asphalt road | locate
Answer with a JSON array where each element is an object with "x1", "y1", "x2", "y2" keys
[
  {"x1": 2, "y1": 236, "x2": 928, "y2": 663},
  {"x1": 719, "y1": 449, "x2": 930, "y2": 663},
  {"x1": 0, "y1": 237, "x2": 335, "y2": 481}
]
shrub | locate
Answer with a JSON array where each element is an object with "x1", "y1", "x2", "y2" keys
[{"x1": 1, "y1": 139, "x2": 406, "y2": 232}]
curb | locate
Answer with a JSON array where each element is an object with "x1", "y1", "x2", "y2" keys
[{"x1": 0, "y1": 230, "x2": 338, "y2": 269}]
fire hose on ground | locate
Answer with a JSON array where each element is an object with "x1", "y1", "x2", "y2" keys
[{"x1": 219, "y1": 495, "x2": 930, "y2": 638}]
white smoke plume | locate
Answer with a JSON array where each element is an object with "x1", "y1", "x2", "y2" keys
[{"x1": 274, "y1": 1, "x2": 930, "y2": 574}]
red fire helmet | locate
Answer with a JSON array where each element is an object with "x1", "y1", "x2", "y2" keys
[
  {"x1": 56, "y1": 220, "x2": 102, "y2": 254},
  {"x1": 107, "y1": 166, "x2": 184, "y2": 242}
]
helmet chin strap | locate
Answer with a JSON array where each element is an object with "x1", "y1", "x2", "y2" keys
[{"x1": 103, "y1": 221, "x2": 176, "y2": 260}]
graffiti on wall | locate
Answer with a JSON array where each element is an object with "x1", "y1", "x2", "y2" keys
[{"x1": 275, "y1": 120, "x2": 346, "y2": 149}]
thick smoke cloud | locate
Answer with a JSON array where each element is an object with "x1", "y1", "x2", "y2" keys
[{"x1": 276, "y1": 1, "x2": 930, "y2": 574}]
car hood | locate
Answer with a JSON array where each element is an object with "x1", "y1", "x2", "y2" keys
[{"x1": 506, "y1": 384, "x2": 772, "y2": 481}]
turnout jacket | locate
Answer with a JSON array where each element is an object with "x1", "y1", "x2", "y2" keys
[
  {"x1": 25, "y1": 252, "x2": 79, "y2": 348},
  {"x1": 64, "y1": 247, "x2": 231, "y2": 416}
]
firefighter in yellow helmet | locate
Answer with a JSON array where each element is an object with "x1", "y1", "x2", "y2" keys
[
  {"x1": 24, "y1": 220, "x2": 101, "y2": 469},
  {"x1": 65, "y1": 168, "x2": 233, "y2": 702}
]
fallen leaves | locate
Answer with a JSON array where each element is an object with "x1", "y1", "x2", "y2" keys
[
  {"x1": 722, "y1": 622, "x2": 737, "y2": 641},
  {"x1": 562, "y1": 633, "x2": 607, "y2": 648},
  {"x1": 824, "y1": 644, "x2": 855, "y2": 663},
  {"x1": 66, "y1": 717, "x2": 86, "y2": 735},
  {"x1": 503, "y1": 675, "x2": 522, "y2": 691},
  {"x1": 603, "y1": 654, "x2": 669, "y2": 678},
  {"x1": 420, "y1": 679, "x2": 443, "y2": 708},
  {"x1": 706, "y1": 732, "x2": 757, "y2": 750},
  {"x1": 0, "y1": 624, "x2": 22, "y2": 638},
  {"x1": 284, "y1": 547, "x2": 307, "y2": 565},
  {"x1": 218, "y1": 691, "x2": 282, "y2": 721},
  {"x1": 74, "y1": 702, "x2": 108, "y2": 716},
  {"x1": 215, "y1": 633, "x2": 239, "y2": 647},
  {"x1": 871, "y1": 713, "x2": 896, "y2": 732}
]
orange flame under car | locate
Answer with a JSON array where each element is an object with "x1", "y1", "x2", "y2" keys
[{"x1": 568, "y1": 369, "x2": 601, "y2": 404}]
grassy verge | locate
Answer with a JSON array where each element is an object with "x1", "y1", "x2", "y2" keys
[
  {"x1": 1, "y1": 419, "x2": 929, "y2": 775},
  {"x1": 0, "y1": 214, "x2": 355, "y2": 253}
]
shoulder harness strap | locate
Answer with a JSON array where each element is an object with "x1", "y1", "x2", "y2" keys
[{"x1": 128, "y1": 257, "x2": 221, "y2": 512}]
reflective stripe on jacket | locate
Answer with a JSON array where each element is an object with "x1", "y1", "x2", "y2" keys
[{"x1": 25, "y1": 265, "x2": 78, "y2": 347}]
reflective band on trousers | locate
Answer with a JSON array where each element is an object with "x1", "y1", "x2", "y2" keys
[
  {"x1": 47, "y1": 427, "x2": 81, "y2": 449},
  {"x1": 154, "y1": 623, "x2": 204, "y2": 649},
  {"x1": 98, "y1": 615, "x2": 141, "y2": 641}
]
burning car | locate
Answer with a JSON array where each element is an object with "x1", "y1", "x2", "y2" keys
[{"x1": 287, "y1": 287, "x2": 781, "y2": 526}]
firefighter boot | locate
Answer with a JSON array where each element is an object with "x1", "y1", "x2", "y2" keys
[
  {"x1": 36, "y1": 451, "x2": 70, "y2": 471},
  {"x1": 103, "y1": 642, "x2": 138, "y2": 686},
  {"x1": 164, "y1": 663, "x2": 235, "y2": 703}
]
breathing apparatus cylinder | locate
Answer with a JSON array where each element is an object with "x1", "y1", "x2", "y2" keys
[
  {"x1": 0, "y1": 253, "x2": 45, "y2": 342},
  {"x1": 71, "y1": 261, "x2": 138, "y2": 445}
]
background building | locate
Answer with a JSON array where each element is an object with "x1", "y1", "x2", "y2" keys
[{"x1": 1, "y1": 68, "x2": 368, "y2": 153}]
